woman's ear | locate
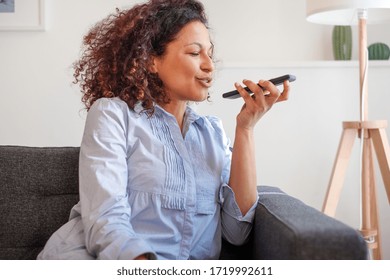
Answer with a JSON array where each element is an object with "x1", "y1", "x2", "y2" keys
[{"x1": 149, "y1": 56, "x2": 158, "y2": 74}]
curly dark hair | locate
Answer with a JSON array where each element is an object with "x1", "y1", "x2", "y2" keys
[{"x1": 73, "y1": 0, "x2": 209, "y2": 114}]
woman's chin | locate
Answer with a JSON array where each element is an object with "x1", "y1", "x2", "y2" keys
[{"x1": 196, "y1": 91, "x2": 209, "y2": 102}]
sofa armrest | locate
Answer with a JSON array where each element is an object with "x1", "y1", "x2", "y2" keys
[{"x1": 253, "y1": 186, "x2": 368, "y2": 259}]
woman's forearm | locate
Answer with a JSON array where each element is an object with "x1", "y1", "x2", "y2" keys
[{"x1": 228, "y1": 126, "x2": 258, "y2": 215}]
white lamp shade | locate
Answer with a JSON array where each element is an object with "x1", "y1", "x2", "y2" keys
[{"x1": 306, "y1": 0, "x2": 390, "y2": 25}]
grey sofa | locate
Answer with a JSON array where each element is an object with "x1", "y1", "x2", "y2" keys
[{"x1": 0, "y1": 145, "x2": 368, "y2": 260}]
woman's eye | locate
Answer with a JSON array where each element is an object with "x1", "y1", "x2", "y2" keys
[{"x1": 190, "y1": 52, "x2": 200, "y2": 56}]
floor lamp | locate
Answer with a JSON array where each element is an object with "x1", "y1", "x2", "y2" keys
[{"x1": 306, "y1": 0, "x2": 390, "y2": 259}]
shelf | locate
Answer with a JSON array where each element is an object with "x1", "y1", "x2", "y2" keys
[{"x1": 219, "y1": 60, "x2": 390, "y2": 69}]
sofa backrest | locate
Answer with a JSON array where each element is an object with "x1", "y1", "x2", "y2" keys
[{"x1": 0, "y1": 146, "x2": 80, "y2": 259}]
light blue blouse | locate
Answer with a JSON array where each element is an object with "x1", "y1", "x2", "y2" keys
[{"x1": 38, "y1": 97, "x2": 257, "y2": 260}]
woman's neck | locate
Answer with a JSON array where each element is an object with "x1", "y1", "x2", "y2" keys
[{"x1": 158, "y1": 101, "x2": 187, "y2": 131}]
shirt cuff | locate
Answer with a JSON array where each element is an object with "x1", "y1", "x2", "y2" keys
[
  {"x1": 118, "y1": 238, "x2": 157, "y2": 260},
  {"x1": 219, "y1": 183, "x2": 258, "y2": 223},
  {"x1": 96, "y1": 234, "x2": 157, "y2": 260}
]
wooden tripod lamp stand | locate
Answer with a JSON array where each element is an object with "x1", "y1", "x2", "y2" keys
[{"x1": 306, "y1": 0, "x2": 390, "y2": 259}]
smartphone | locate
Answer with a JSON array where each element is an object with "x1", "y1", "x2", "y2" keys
[{"x1": 222, "y1": 74, "x2": 296, "y2": 99}]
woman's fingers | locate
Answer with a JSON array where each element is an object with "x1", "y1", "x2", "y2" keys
[
  {"x1": 258, "y1": 79, "x2": 290, "y2": 103},
  {"x1": 278, "y1": 80, "x2": 290, "y2": 102},
  {"x1": 257, "y1": 80, "x2": 281, "y2": 102},
  {"x1": 234, "y1": 78, "x2": 290, "y2": 114},
  {"x1": 234, "y1": 81, "x2": 259, "y2": 102}
]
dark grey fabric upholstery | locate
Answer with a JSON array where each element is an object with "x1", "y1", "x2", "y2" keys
[
  {"x1": 0, "y1": 146, "x2": 80, "y2": 259},
  {"x1": 0, "y1": 145, "x2": 367, "y2": 260},
  {"x1": 219, "y1": 186, "x2": 367, "y2": 260},
  {"x1": 252, "y1": 186, "x2": 368, "y2": 259}
]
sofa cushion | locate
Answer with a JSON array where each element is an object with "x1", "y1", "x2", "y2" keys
[
  {"x1": 0, "y1": 146, "x2": 80, "y2": 259},
  {"x1": 254, "y1": 186, "x2": 367, "y2": 259}
]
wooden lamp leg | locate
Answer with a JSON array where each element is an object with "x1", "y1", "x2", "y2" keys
[
  {"x1": 361, "y1": 133, "x2": 381, "y2": 259},
  {"x1": 370, "y1": 126, "x2": 390, "y2": 259},
  {"x1": 371, "y1": 127, "x2": 390, "y2": 201},
  {"x1": 322, "y1": 121, "x2": 390, "y2": 260},
  {"x1": 322, "y1": 124, "x2": 357, "y2": 216}
]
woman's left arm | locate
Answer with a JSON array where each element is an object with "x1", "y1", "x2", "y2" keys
[{"x1": 228, "y1": 79, "x2": 290, "y2": 215}]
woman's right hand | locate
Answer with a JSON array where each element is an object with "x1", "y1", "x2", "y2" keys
[{"x1": 234, "y1": 79, "x2": 290, "y2": 131}]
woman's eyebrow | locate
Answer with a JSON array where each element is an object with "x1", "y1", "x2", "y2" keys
[{"x1": 185, "y1": 42, "x2": 213, "y2": 49}]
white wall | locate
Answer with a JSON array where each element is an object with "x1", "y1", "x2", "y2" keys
[{"x1": 1, "y1": 0, "x2": 389, "y2": 259}]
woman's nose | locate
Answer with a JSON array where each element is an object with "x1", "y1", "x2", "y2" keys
[{"x1": 201, "y1": 54, "x2": 214, "y2": 73}]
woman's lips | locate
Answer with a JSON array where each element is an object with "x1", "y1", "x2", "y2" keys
[{"x1": 196, "y1": 77, "x2": 213, "y2": 88}]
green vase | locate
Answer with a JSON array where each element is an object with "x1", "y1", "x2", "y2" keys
[
  {"x1": 332, "y1": 26, "x2": 352, "y2": 60},
  {"x1": 368, "y1": 43, "x2": 390, "y2": 60}
]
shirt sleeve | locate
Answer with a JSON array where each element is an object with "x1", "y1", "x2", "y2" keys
[
  {"x1": 206, "y1": 115, "x2": 258, "y2": 246},
  {"x1": 219, "y1": 184, "x2": 258, "y2": 246},
  {"x1": 79, "y1": 98, "x2": 156, "y2": 260}
]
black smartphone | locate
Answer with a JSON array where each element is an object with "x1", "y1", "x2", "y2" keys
[{"x1": 222, "y1": 74, "x2": 296, "y2": 99}]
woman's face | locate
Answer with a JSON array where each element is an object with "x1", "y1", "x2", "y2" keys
[{"x1": 152, "y1": 21, "x2": 214, "y2": 103}]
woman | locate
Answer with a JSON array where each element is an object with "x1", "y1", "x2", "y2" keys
[{"x1": 38, "y1": 0, "x2": 289, "y2": 260}]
